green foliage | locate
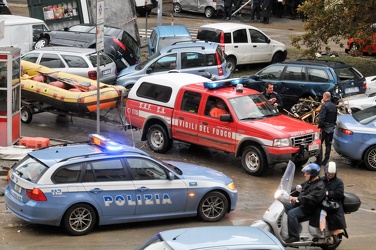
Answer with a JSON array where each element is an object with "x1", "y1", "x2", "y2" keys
[{"x1": 292, "y1": 0, "x2": 376, "y2": 57}]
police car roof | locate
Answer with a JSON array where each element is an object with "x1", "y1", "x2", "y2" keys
[{"x1": 28, "y1": 143, "x2": 148, "y2": 168}]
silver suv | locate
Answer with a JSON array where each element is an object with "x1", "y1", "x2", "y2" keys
[
  {"x1": 116, "y1": 40, "x2": 231, "y2": 89},
  {"x1": 22, "y1": 47, "x2": 117, "y2": 84}
]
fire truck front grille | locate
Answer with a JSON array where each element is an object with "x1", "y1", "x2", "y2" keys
[{"x1": 292, "y1": 134, "x2": 315, "y2": 147}]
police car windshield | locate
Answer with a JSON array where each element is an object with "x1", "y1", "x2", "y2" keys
[
  {"x1": 229, "y1": 94, "x2": 279, "y2": 120},
  {"x1": 14, "y1": 156, "x2": 48, "y2": 183}
]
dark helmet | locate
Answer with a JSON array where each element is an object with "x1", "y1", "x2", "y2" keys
[{"x1": 302, "y1": 163, "x2": 320, "y2": 179}]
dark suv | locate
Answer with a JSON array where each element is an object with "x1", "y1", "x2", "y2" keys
[
  {"x1": 34, "y1": 24, "x2": 140, "y2": 72},
  {"x1": 244, "y1": 59, "x2": 367, "y2": 106}
]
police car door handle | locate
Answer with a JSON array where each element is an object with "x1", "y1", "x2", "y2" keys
[
  {"x1": 90, "y1": 188, "x2": 103, "y2": 193},
  {"x1": 137, "y1": 186, "x2": 149, "y2": 191}
]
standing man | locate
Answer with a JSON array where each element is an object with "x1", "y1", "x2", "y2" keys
[
  {"x1": 262, "y1": 82, "x2": 283, "y2": 112},
  {"x1": 250, "y1": 0, "x2": 261, "y2": 21},
  {"x1": 316, "y1": 92, "x2": 337, "y2": 166},
  {"x1": 261, "y1": 0, "x2": 272, "y2": 24},
  {"x1": 224, "y1": 0, "x2": 234, "y2": 21},
  {"x1": 284, "y1": 163, "x2": 326, "y2": 243}
]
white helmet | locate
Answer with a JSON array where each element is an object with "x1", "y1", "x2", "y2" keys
[{"x1": 326, "y1": 161, "x2": 337, "y2": 174}]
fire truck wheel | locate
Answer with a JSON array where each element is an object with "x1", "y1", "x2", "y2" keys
[
  {"x1": 146, "y1": 124, "x2": 173, "y2": 153},
  {"x1": 241, "y1": 145, "x2": 268, "y2": 176}
]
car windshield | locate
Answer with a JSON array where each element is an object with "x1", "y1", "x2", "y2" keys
[
  {"x1": 87, "y1": 51, "x2": 113, "y2": 67},
  {"x1": 229, "y1": 94, "x2": 280, "y2": 120},
  {"x1": 13, "y1": 156, "x2": 48, "y2": 183},
  {"x1": 136, "y1": 52, "x2": 161, "y2": 70},
  {"x1": 353, "y1": 106, "x2": 376, "y2": 125}
]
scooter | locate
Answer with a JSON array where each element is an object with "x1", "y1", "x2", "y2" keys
[{"x1": 252, "y1": 161, "x2": 360, "y2": 249}]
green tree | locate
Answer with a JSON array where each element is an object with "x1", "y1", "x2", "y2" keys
[{"x1": 291, "y1": 0, "x2": 376, "y2": 57}]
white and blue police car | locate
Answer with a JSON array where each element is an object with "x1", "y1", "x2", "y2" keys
[{"x1": 5, "y1": 134, "x2": 238, "y2": 236}]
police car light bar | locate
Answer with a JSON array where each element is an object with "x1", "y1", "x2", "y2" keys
[
  {"x1": 203, "y1": 77, "x2": 247, "y2": 90},
  {"x1": 88, "y1": 134, "x2": 123, "y2": 153}
]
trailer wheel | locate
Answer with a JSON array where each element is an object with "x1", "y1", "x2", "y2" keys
[{"x1": 21, "y1": 107, "x2": 32, "y2": 124}]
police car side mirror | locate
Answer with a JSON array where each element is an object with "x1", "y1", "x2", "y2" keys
[
  {"x1": 146, "y1": 67, "x2": 153, "y2": 74},
  {"x1": 168, "y1": 172, "x2": 175, "y2": 180},
  {"x1": 220, "y1": 114, "x2": 232, "y2": 122}
]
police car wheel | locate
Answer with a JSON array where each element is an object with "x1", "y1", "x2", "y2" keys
[
  {"x1": 198, "y1": 191, "x2": 229, "y2": 222},
  {"x1": 62, "y1": 203, "x2": 97, "y2": 236},
  {"x1": 364, "y1": 145, "x2": 376, "y2": 171},
  {"x1": 241, "y1": 145, "x2": 268, "y2": 176},
  {"x1": 146, "y1": 124, "x2": 173, "y2": 153}
]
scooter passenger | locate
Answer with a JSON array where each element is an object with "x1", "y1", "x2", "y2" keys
[
  {"x1": 284, "y1": 163, "x2": 326, "y2": 243},
  {"x1": 320, "y1": 162, "x2": 347, "y2": 236}
]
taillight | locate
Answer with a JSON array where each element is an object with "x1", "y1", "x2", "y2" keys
[
  {"x1": 341, "y1": 128, "x2": 353, "y2": 135},
  {"x1": 216, "y1": 52, "x2": 224, "y2": 76},
  {"x1": 88, "y1": 70, "x2": 97, "y2": 80},
  {"x1": 113, "y1": 37, "x2": 126, "y2": 51},
  {"x1": 26, "y1": 188, "x2": 47, "y2": 201},
  {"x1": 362, "y1": 81, "x2": 367, "y2": 89},
  {"x1": 219, "y1": 31, "x2": 225, "y2": 53}
]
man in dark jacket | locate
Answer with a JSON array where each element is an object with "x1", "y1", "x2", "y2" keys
[
  {"x1": 224, "y1": 0, "x2": 234, "y2": 21},
  {"x1": 316, "y1": 92, "x2": 337, "y2": 166},
  {"x1": 320, "y1": 162, "x2": 346, "y2": 234},
  {"x1": 284, "y1": 163, "x2": 326, "y2": 243},
  {"x1": 261, "y1": 0, "x2": 272, "y2": 23},
  {"x1": 262, "y1": 82, "x2": 283, "y2": 112}
]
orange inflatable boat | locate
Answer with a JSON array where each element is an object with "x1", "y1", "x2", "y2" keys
[{"x1": 21, "y1": 60, "x2": 126, "y2": 113}]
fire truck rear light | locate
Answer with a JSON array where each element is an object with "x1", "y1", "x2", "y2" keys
[{"x1": 26, "y1": 188, "x2": 47, "y2": 201}]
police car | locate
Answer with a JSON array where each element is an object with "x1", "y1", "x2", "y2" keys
[{"x1": 5, "y1": 134, "x2": 238, "y2": 236}]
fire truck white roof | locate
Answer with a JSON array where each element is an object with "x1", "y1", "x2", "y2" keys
[{"x1": 128, "y1": 72, "x2": 211, "y2": 108}]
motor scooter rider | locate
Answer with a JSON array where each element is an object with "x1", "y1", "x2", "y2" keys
[
  {"x1": 320, "y1": 161, "x2": 347, "y2": 235},
  {"x1": 284, "y1": 163, "x2": 326, "y2": 243}
]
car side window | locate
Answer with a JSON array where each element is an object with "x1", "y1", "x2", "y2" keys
[
  {"x1": 22, "y1": 53, "x2": 39, "y2": 63},
  {"x1": 127, "y1": 158, "x2": 168, "y2": 180},
  {"x1": 259, "y1": 65, "x2": 285, "y2": 79},
  {"x1": 62, "y1": 55, "x2": 89, "y2": 68},
  {"x1": 181, "y1": 91, "x2": 201, "y2": 113},
  {"x1": 181, "y1": 52, "x2": 205, "y2": 69},
  {"x1": 136, "y1": 82, "x2": 172, "y2": 102},
  {"x1": 150, "y1": 54, "x2": 177, "y2": 72},
  {"x1": 224, "y1": 32, "x2": 231, "y2": 43},
  {"x1": 40, "y1": 53, "x2": 65, "y2": 68},
  {"x1": 233, "y1": 29, "x2": 248, "y2": 43},
  {"x1": 308, "y1": 68, "x2": 329, "y2": 82},
  {"x1": 283, "y1": 66, "x2": 306, "y2": 81},
  {"x1": 249, "y1": 29, "x2": 268, "y2": 43},
  {"x1": 53, "y1": 164, "x2": 82, "y2": 184},
  {"x1": 84, "y1": 159, "x2": 128, "y2": 182}
]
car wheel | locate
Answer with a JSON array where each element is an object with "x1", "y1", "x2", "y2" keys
[
  {"x1": 198, "y1": 191, "x2": 229, "y2": 222},
  {"x1": 20, "y1": 107, "x2": 33, "y2": 124},
  {"x1": 363, "y1": 145, "x2": 376, "y2": 171},
  {"x1": 226, "y1": 57, "x2": 236, "y2": 73},
  {"x1": 204, "y1": 7, "x2": 215, "y2": 18},
  {"x1": 146, "y1": 124, "x2": 173, "y2": 153},
  {"x1": 34, "y1": 38, "x2": 48, "y2": 49},
  {"x1": 173, "y1": 3, "x2": 182, "y2": 13},
  {"x1": 271, "y1": 52, "x2": 285, "y2": 63},
  {"x1": 62, "y1": 203, "x2": 96, "y2": 236},
  {"x1": 241, "y1": 145, "x2": 268, "y2": 176}
]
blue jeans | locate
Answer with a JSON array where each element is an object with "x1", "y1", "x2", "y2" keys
[{"x1": 284, "y1": 203, "x2": 309, "y2": 238}]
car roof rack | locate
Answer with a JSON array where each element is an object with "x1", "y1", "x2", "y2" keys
[{"x1": 167, "y1": 44, "x2": 206, "y2": 52}]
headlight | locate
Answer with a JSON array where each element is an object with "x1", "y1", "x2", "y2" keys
[
  {"x1": 273, "y1": 138, "x2": 290, "y2": 147},
  {"x1": 314, "y1": 132, "x2": 320, "y2": 140},
  {"x1": 227, "y1": 182, "x2": 236, "y2": 191}
]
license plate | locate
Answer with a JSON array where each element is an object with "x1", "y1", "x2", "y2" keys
[
  {"x1": 102, "y1": 69, "x2": 111, "y2": 76},
  {"x1": 345, "y1": 87, "x2": 359, "y2": 94},
  {"x1": 309, "y1": 144, "x2": 319, "y2": 151},
  {"x1": 11, "y1": 189, "x2": 23, "y2": 202},
  {"x1": 14, "y1": 184, "x2": 22, "y2": 193}
]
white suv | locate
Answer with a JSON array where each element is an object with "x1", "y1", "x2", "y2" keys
[{"x1": 197, "y1": 23, "x2": 287, "y2": 72}]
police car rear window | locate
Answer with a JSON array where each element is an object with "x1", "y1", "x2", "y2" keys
[
  {"x1": 14, "y1": 156, "x2": 48, "y2": 184},
  {"x1": 136, "y1": 82, "x2": 172, "y2": 103}
]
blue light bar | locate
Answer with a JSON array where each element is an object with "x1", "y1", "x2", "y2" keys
[
  {"x1": 203, "y1": 77, "x2": 248, "y2": 90},
  {"x1": 88, "y1": 134, "x2": 123, "y2": 153}
]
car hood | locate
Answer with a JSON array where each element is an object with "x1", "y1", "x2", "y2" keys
[
  {"x1": 165, "y1": 161, "x2": 233, "y2": 183},
  {"x1": 117, "y1": 64, "x2": 138, "y2": 77},
  {"x1": 240, "y1": 114, "x2": 318, "y2": 138}
]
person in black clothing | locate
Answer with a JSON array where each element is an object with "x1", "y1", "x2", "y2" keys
[
  {"x1": 224, "y1": 0, "x2": 234, "y2": 21},
  {"x1": 261, "y1": 0, "x2": 272, "y2": 24},
  {"x1": 316, "y1": 92, "x2": 337, "y2": 167},
  {"x1": 284, "y1": 163, "x2": 326, "y2": 243},
  {"x1": 250, "y1": 0, "x2": 261, "y2": 21},
  {"x1": 262, "y1": 82, "x2": 283, "y2": 112},
  {"x1": 320, "y1": 162, "x2": 347, "y2": 235}
]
